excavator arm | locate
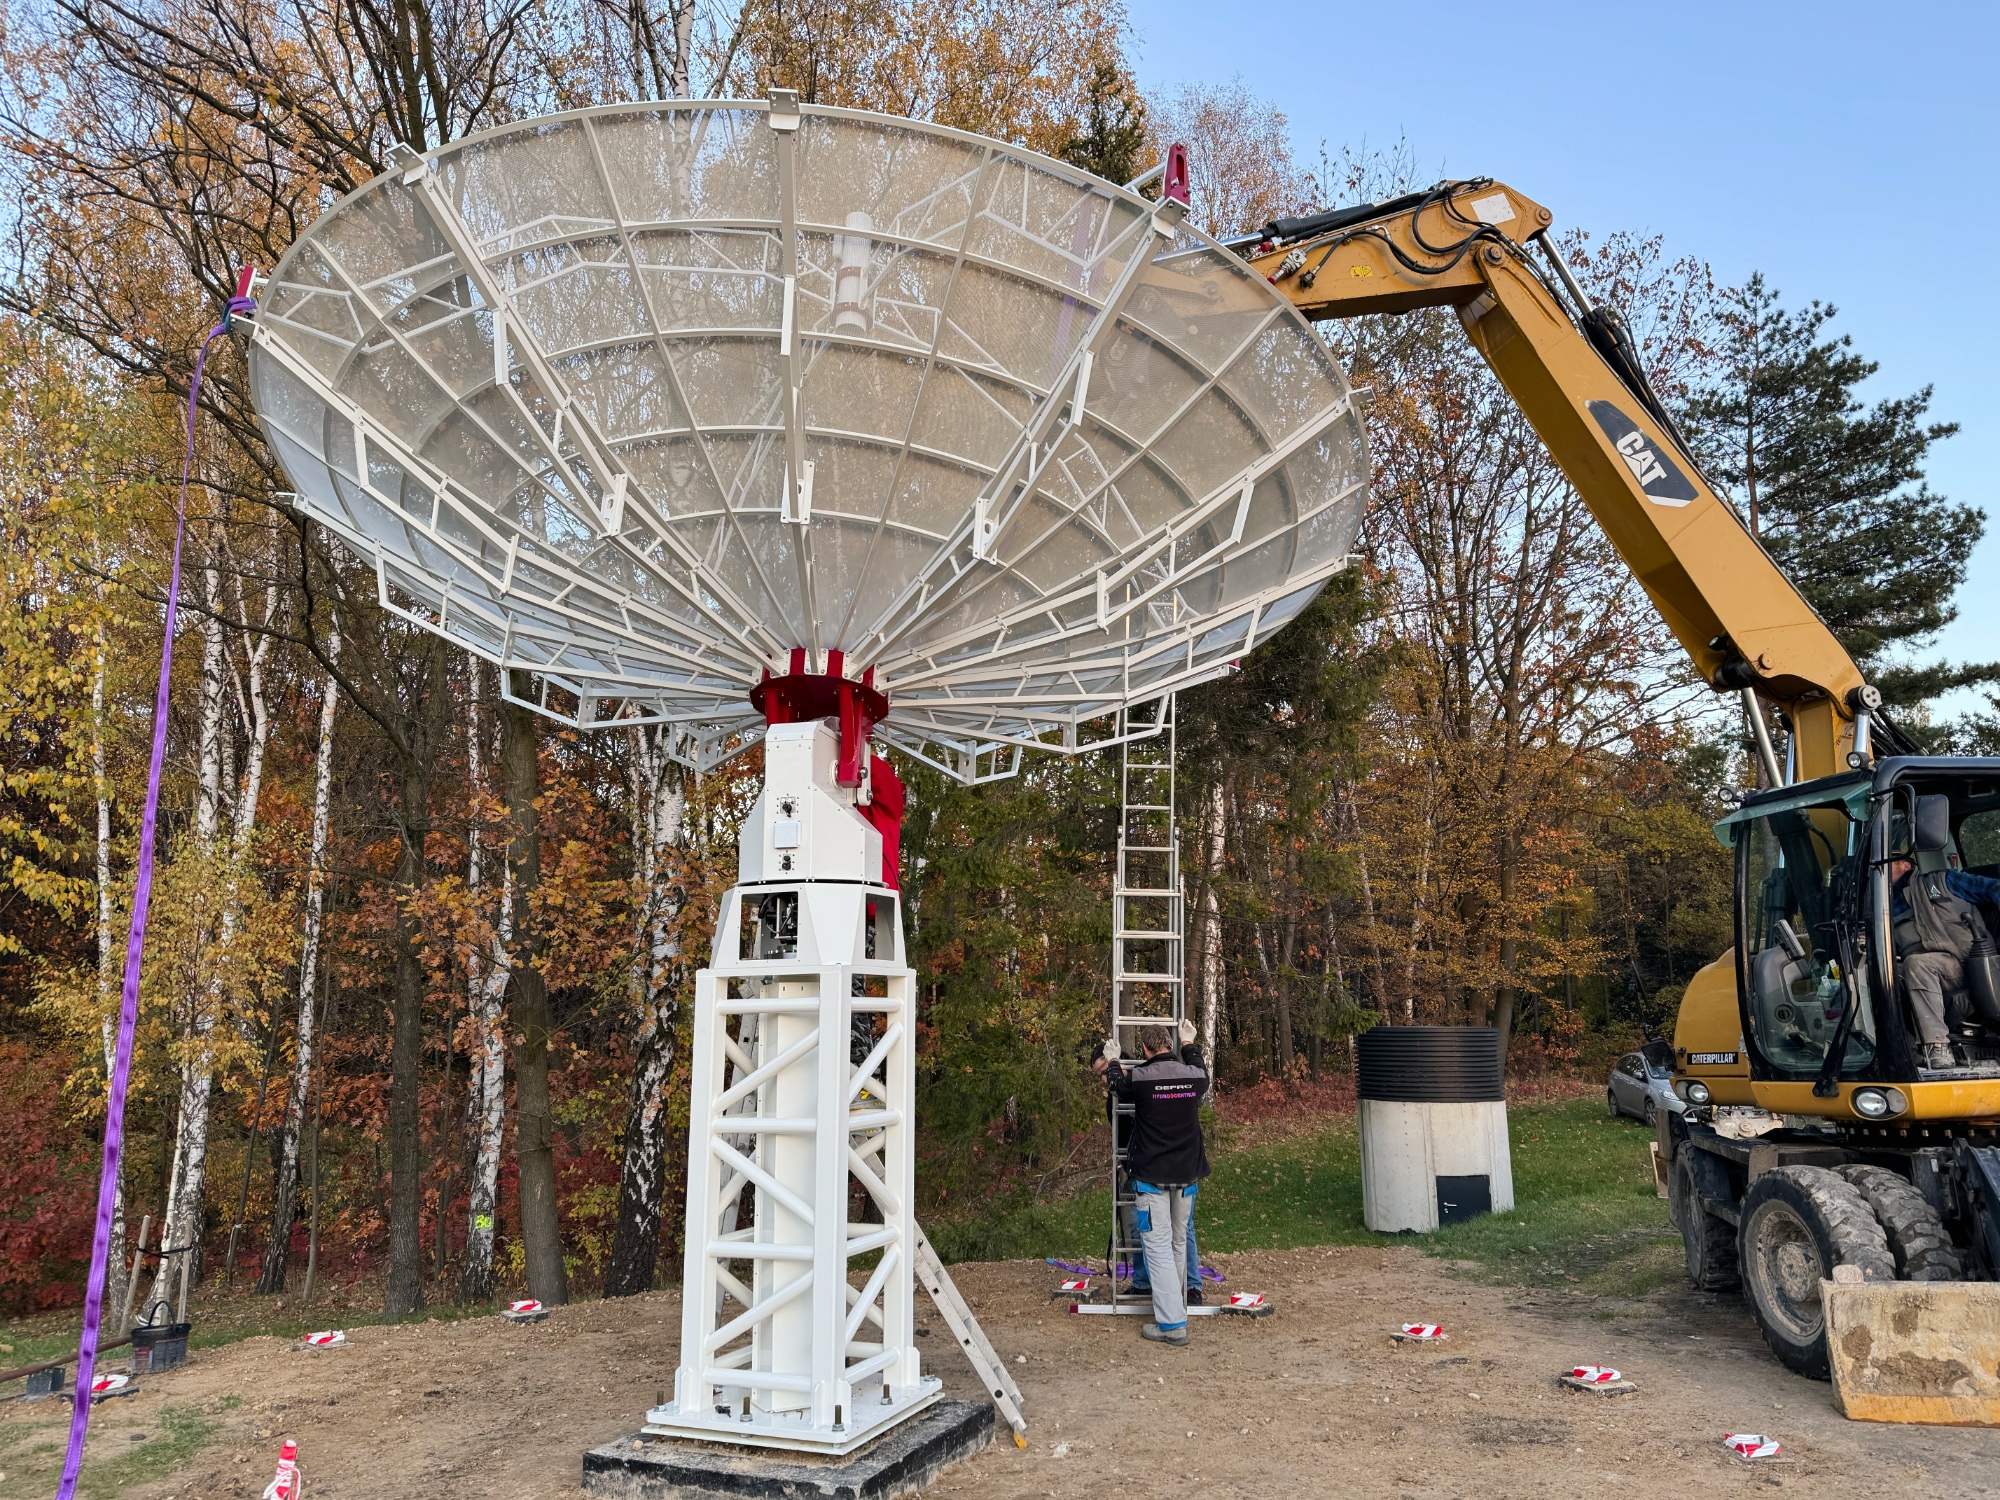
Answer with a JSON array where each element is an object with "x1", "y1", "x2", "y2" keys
[{"x1": 1237, "y1": 179, "x2": 1873, "y2": 782}]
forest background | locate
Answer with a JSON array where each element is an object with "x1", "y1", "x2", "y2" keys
[{"x1": 0, "y1": 0, "x2": 1992, "y2": 1317}]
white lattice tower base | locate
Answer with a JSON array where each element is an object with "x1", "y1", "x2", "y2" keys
[{"x1": 647, "y1": 720, "x2": 938, "y2": 1454}]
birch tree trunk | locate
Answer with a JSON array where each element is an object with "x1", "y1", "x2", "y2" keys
[
  {"x1": 670, "y1": 0, "x2": 695, "y2": 97},
  {"x1": 1197, "y1": 780, "x2": 1226, "y2": 1070},
  {"x1": 151, "y1": 549, "x2": 279, "y2": 1305},
  {"x1": 258, "y1": 630, "x2": 340, "y2": 1293},
  {"x1": 1338, "y1": 780, "x2": 1387, "y2": 1019},
  {"x1": 459, "y1": 669, "x2": 510, "y2": 1305},
  {"x1": 91, "y1": 609, "x2": 128, "y2": 1326},
  {"x1": 604, "y1": 724, "x2": 686, "y2": 1296},
  {"x1": 147, "y1": 563, "x2": 231, "y2": 1308}
]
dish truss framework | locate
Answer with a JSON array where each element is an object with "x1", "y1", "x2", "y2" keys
[{"x1": 246, "y1": 96, "x2": 1368, "y2": 782}]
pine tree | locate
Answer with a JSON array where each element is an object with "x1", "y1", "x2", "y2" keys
[
  {"x1": 1685, "y1": 273, "x2": 1995, "y2": 712},
  {"x1": 1058, "y1": 64, "x2": 1148, "y2": 187}
]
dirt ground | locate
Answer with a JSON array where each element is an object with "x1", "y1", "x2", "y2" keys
[{"x1": 10, "y1": 1246, "x2": 2000, "y2": 1498}]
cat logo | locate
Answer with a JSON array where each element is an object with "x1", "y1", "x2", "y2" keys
[
  {"x1": 1615, "y1": 429, "x2": 1666, "y2": 487},
  {"x1": 1587, "y1": 400, "x2": 1698, "y2": 508}
]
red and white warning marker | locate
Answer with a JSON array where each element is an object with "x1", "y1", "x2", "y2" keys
[
  {"x1": 61, "y1": 1370, "x2": 135, "y2": 1404},
  {"x1": 262, "y1": 1437, "x2": 302, "y2": 1499},
  {"x1": 1391, "y1": 1322, "x2": 1446, "y2": 1342},
  {"x1": 1557, "y1": 1363, "x2": 1636, "y2": 1394},
  {"x1": 1072, "y1": 1290, "x2": 1277, "y2": 1318},
  {"x1": 1725, "y1": 1433, "x2": 1780, "y2": 1460},
  {"x1": 1058, "y1": 1278, "x2": 1090, "y2": 1292},
  {"x1": 1222, "y1": 1292, "x2": 1273, "y2": 1318},
  {"x1": 302, "y1": 1330, "x2": 346, "y2": 1348},
  {"x1": 501, "y1": 1298, "x2": 549, "y2": 1323}
]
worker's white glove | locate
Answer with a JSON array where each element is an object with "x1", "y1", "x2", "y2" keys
[
  {"x1": 1101, "y1": 1036, "x2": 1120, "y2": 1063},
  {"x1": 1178, "y1": 1018, "x2": 1197, "y2": 1047}
]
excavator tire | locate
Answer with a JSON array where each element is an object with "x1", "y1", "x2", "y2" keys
[
  {"x1": 1834, "y1": 1164, "x2": 1963, "y2": 1281},
  {"x1": 1670, "y1": 1146, "x2": 1739, "y2": 1291},
  {"x1": 1739, "y1": 1166, "x2": 1896, "y2": 1379}
]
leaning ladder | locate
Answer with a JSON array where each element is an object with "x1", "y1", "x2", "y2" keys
[
  {"x1": 913, "y1": 1225, "x2": 1028, "y2": 1446},
  {"x1": 1108, "y1": 697, "x2": 1183, "y2": 1309}
]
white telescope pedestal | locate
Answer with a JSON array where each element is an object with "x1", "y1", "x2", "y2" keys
[{"x1": 645, "y1": 721, "x2": 938, "y2": 1454}]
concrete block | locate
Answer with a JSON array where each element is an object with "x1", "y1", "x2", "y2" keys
[
  {"x1": 582, "y1": 1398, "x2": 993, "y2": 1500},
  {"x1": 1826, "y1": 1279, "x2": 2000, "y2": 1425}
]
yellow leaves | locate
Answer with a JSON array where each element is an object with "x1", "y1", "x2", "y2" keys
[
  {"x1": 6, "y1": 851, "x2": 94, "y2": 920},
  {"x1": 730, "y1": 0, "x2": 1127, "y2": 154}
]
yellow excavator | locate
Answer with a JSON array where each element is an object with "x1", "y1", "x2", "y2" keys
[{"x1": 1228, "y1": 180, "x2": 2000, "y2": 1422}]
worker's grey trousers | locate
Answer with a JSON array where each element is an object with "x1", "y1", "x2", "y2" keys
[
  {"x1": 1133, "y1": 1182, "x2": 1197, "y2": 1330},
  {"x1": 1902, "y1": 951, "x2": 1962, "y2": 1044}
]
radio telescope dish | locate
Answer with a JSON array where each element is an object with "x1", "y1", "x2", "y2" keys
[{"x1": 248, "y1": 100, "x2": 1367, "y2": 776}]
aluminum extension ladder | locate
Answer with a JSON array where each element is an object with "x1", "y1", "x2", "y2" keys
[
  {"x1": 912, "y1": 1225, "x2": 1027, "y2": 1446},
  {"x1": 1107, "y1": 698, "x2": 1183, "y2": 1310}
]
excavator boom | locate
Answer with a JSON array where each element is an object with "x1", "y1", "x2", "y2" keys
[{"x1": 1241, "y1": 180, "x2": 1869, "y2": 782}]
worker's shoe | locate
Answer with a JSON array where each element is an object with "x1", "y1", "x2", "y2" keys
[
  {"x1": 1141, "y1": 1322, "x2": 1189, "y2": 1346},
  {"x1": 1184, "y1": 1285, "x2": 1204, "y2": 1306},
  {"x1": 1924, "y1": 1041, "x2": 1958, "y2": 1070}
]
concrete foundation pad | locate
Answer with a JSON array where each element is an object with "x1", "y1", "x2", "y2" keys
[{"x1": 582, "y1": 1399, "x2": 994, "y2": 1500}]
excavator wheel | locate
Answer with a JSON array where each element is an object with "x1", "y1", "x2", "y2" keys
[
  {"x1": 1669, "y1": 1147, "x2": 1739, "y2": 1291},
  {"x1": 1834, "y1": 1164, "x2": 1962, "y2": 1281},
  {"x1": 1739, "y1": 1166, "x2": 1895, "y2": 1379}
]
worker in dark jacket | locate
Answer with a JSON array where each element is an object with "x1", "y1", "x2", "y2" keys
[
  {"x1": 1890, "y1": 856, "x2": 2000, "y2": 1068},
  {"x1": 1098, "y1": 1020, "x2": 1209, "y2": 1345}
]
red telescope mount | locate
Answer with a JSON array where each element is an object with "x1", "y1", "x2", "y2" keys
[{"x1": 750, "y1": 649, "x2": 903, "y2": 888}]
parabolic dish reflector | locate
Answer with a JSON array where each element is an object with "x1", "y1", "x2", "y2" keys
[{"x1": 248, "y1": 100, "x2": 1367, "y2": 774}]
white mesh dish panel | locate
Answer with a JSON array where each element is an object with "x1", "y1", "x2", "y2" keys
[{"x1": 249, "y1": 103, "x2": 1367, "y2": 769}]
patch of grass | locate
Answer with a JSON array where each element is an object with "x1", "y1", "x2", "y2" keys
[
  {"x1": 972, "y1": 1096, "x2": 1675, "y2": 1285},
  {"x1": 4, "y1": 1288, "x2": 512, "y2": 1397},
  {"x1": 1422, "y1": 1104, "x2": 1676, "y2": 1290},
  {"x1": 74, "y1": 1401, "x2": 223, "y2": 1499},
  {"x1": 0, "y1": 1401, "x2": 220, "y2": 1500},
  {"x1": 179, "y1": 1297, "x2": 492, "y2": 1354},
  {"x1": 0, "y1": 1291, "x2": 511, "y2": 1497}
]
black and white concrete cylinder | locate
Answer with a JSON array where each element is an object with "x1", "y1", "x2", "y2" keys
[{"x1": 1356, "y1": 1027, "x2": 1513, "y2": 1232}]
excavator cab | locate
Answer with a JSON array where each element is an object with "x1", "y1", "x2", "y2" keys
[
  {"x1": 1711, "y1": 761, "x2": 2000, "y2": 1094},
  {"x1": 1732, "y1": 777, "x2": 1876, "y2": 1079}
]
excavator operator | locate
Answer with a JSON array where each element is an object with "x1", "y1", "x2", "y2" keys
[{"x1": 1891, "y1": 797, "x2": 2000, "y2": 1068}]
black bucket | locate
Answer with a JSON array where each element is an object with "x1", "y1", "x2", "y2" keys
[
  {"x1": 1356, "y1": 1026, "x2": 1504, "y2": 1103},
  {"x1": 130, "y1": 1319, "x2": 190, "y2": 1375}
]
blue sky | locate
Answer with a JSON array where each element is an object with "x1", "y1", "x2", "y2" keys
[{"x1": 1125, "y1": 0, "x2": 1997, "y2": 716}]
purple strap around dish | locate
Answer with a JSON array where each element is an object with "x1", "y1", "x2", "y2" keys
[{"x1": 57, "y1": 293, "x2": 254, "y2": 1498}]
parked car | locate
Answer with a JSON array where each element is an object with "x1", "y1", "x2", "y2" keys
[{"x1": 1606, "y1": 1043, "x2": 1682, "y2": 1125}]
